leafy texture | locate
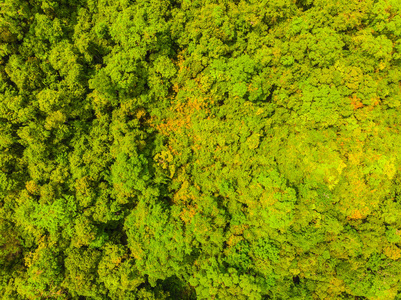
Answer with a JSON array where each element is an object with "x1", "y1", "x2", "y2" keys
[{"x1": 1, "y1": 0, "x2": 401, "y2": 299}]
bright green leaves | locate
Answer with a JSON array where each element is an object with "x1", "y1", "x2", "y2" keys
[
  {"x1": 299, "y1": 83, "x2": 342, "y2": 127},
  {"x1": 31, "y1": 13, "x2": 64, "y2": 46},
  {"x1": 71, "y1": 215, "x2": 98, "y2": 248},
  {"x1": 108, "y1": 0, "x2": 171, "y2": 52},
  {"x1": 306, "y1": 28, "x2": 345, "y2": 68},
  {"x1": 337, "y1": 253, "x2": 401, "y2": 299},
  {"x1": 189, "y1": 257, "x2": 274, "y2": 300},
  {"x1": 0, "y1": 0, "x2": 30, "y2": 54},
  {"x1": 15, "y1": 241, "x2": 65, "y2": 300},
  {"x1": 249, "y1": 238, "x2": 280, "y2": 279},
  {"x1": 48, "y1": 41, "x2": 84, "y2": 89},
  {"x1": 32, "y1": 195, "x2": 75, "y2": 234},
  {"x1": 386, "y1": 226, "x2": 401, "y2": 244},
  {"x1": 288, "y1": 17, "x2": 309, "y2": 36},
  {"x1": 36, "y1": 89, "x2": 64, "y2": 114},
  {"x1": 5, "y1": 55, "x2": 44, "y2": 91},
  {"x1": 125, "y1": 201, "x2": 190, "y2": 287},
  {"x1": 206, "y1": 54, "x2": 262, "y2": 101},
  {"x1": 0, "y1": 222, "x2": 22, "y2": 269},
  {"x1": 63, "y1": 248, "x2": 106, "y2": 299},
  {"x1": 89, "y1": 68, "x2": 119, "y2": 102},
  {"x1": 224, "y1": 240, "x2": 252, "y2": 273},
  {"x1": 0, "y1": 170, "x2": 16, "y2": 199},
  {"x1": 227, "y1": 55, "x2": 258, "y2": 99},
  {"x1": 254, "y1": 170, "x2": 297, "y2": 229},
  {"x1": 90, "y1": 0, "x2": 174, "y2": 102},
  {"x1": 97, "y1": 243, "x2": 146, "y2": 299},
  {"x1": 330, "y1": 226, "x2": 364, "y2": 259},
  {"x1": 110, "y1": 152, "x2": 151, "y2": 203},
  {"x1": 153, "y1": 55, "x2": 177, "y2": 80},
  {"x1": 273, "y1": 128, "x2": 346, "y2": 191},
  {"x1": 14, "y1": 194, "x2": 77, "y2": 240},
  {"x1": 1, "y1": 0, "x2": 401, "y2": 299},
  {"x1": 251, "y1": 238, "x2": 280, "y2": 264},
  {"x1": 351, "y1": 33, "x2": 394, "y2": 72}
]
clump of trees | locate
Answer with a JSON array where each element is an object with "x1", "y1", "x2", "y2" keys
[{"x1": 1, "y1": 0, "x2": 401, "y2": 299}]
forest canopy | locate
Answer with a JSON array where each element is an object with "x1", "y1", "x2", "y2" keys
[{"x1": 1, "y1": 0, "x2": 401, "y2": 299}]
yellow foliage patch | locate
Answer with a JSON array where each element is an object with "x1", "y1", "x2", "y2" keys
[
  {"x1": 347, "y1": 208, "x2": 368, "y2": 220},
  {"x1": 26, "y1": 180, "x2": 39, "y2": 195},
  {"x1": 180, "y1": 205, "x2": 198, "y2": 224},
  {"x1": 350, "y1": 95, "x2": 364, "y2": 110},
  {"x1": 383, "y1": 244, "x2": 401, "y2": 261}
]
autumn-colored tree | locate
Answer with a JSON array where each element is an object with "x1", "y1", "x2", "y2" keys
[{"x1": 1, "y1": 0, "x2": 401, "y2": 299}]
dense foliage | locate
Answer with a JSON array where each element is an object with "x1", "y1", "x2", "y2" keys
[{"x1": 1, "y1": 0, "x2": 401, "y2": 299}]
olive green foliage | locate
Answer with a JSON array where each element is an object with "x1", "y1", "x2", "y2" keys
[{"x1": 1, "y1": 0, "x2": 401, "y2": 299}]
